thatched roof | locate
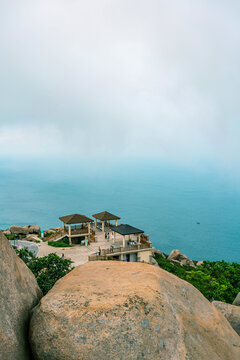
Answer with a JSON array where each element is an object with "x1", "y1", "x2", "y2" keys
[
  {"x1": 59, "y1": 214, "x2": 93, "y2": 224},
  {"x1": 110, "y1": 224, "x2": 144, "y2": 236},
  {"x1": 92, "y1": 211, "x2": 120, "y2": 221}
]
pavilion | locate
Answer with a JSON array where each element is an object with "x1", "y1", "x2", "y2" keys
[
  {"x1": 59, "y1": 214, "x2": 93, "y2": 245},
  {"x1": 110, "y1": 224, "x2": 144, "y2": 247},
  {"x1": 92, "y1": 211, "x2": 120, "y2": 232}
]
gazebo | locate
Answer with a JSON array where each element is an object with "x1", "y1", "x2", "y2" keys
[
  {"x1": 59, "y1": 214, "x2": 93, "y2": 245},
  {"x1": 92, "y1": 211, "x2": 120, "y2": 232},
  {"x1": 110, "y1": 224, "x2": 144, "y2": 247}
]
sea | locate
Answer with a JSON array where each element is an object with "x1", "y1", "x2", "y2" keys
[{"x1": 0, "y1": 158, "x2": 240, "y2": 263}]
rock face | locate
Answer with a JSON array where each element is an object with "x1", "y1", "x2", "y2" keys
[
  {"x1": 167, "y1": 249, "x2": 181, "y2": 260},
  {"x1": 30, "y1": 261, "x2": 240, "y2": 360},
  {"x1": 24, "y1": 225, "x2": 41, "y2": 234},
  {"x1": 9, "y1": 225, "x2": 40, "y2": 235},
  {"x1": 167, "y1": 249, "x2": 196, "y2": 267},
  {"x1": 233, "y1": 292, "x2": 240, "y2": 306},
  {"x1": 9, "y1": 225, "x2": 28, "y2": 235},
  {"x1": 212, "y1": 301, "x2": 240, "y2": 336},
  {"x1": 0, "y1": 231, "x2": 42, "y2": 360}
]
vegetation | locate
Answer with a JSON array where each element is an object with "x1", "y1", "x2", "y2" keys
[
  {"x1": 155, "y1": 254, "x2": 240, "y2": 304},
  {"x1": 48, "y1": 237, "x2": 72, "y2": 247},
  {"x1": 5, "y1": 234, "x2": 26, "y2": 240},
  {"x1": 14, "y1": 247, "x2": 73, "y2": 295}
]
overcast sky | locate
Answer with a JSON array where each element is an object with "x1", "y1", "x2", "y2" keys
[{"x1": 0, "y1": 0, "x2": 240, "y2": 168}]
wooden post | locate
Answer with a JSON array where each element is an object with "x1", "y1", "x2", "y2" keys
[
  {"x1": 88, "y1": 222, "x2": 91, "y2": 234},
  {"x1": 68, "y1": 225, "x2": 72, "y2": 245},
  {"x1": 123, "y1": 235, "x2": 126, "y2": 248},
  {"x1": 102, "y1": 221, "x2": 104, "y2": 233},
  {"x1": 116, "y1": 219, "x2": 118, "y2": 226},
  {"x1": 138, "y1": 234, "x2": 141, "y2": 244},
  {"x1": 113, "y1": 231, "x2": 116, "y2": 243},
  {"x1": 94, "y1": 218, "x2": 97, "y2": 229}
]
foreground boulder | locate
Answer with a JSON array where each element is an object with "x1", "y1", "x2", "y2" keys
[
  {"x1": 212, "y1": 301, "x2": 240, "y2": 336},
  {"x1": 30, "y1": 261, "x2": 240, "y2": 360},
  {"x1": 0, "y1": 231, "x2": 42, "y2": 360}
]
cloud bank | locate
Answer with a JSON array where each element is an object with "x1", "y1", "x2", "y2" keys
[{"x1": 0, "y1": 0, "x2": 240, "y2": 166}]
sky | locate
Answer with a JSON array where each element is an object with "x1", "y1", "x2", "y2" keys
[{"x1": 0, "y1": 0, "x2": 240, "y2": 169}]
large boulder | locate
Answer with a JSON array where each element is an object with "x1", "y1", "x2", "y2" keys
[
  {"x1": 24, "y1": 225, "x2": 41, "y2": 234},
  {"x1": 0, "y1": 231, "x2": 42, "y2": 360},
  {"x1": 9, "y1": 225, "x2": 28, "y2": 235},
  {"x1": 212, "y1": 301, "x2": 240, "y2": 336},
  {"x1": 233, "y1": 292, "x2": 240, "y2": 306},
  {"x1": 167, "y1": 249, "x2": 181, "y2": 261},
  {"x1": 30, "y1": 261, "x2": 240, "y2": 360}
]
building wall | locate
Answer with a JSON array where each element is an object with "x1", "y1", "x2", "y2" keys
[{"x1": 137, "y1": 250, "x2": 153, "y2": 264}]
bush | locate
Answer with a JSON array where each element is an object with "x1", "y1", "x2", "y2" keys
[
  {"x1": 14, "y1": 247, "x2": 73, "y2": 295},
  {"x1": 154, "y1": 254, "x2": 240, "y2": 303},
  {"x1": 48, "y1": 237, "x2": 71, "y2": 247}
]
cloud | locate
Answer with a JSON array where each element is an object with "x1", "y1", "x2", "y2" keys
[{"x1": 0, "y1": 0, "x2": 240, "y2": 166}]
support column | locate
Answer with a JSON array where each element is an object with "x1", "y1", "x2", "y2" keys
[
  {"x1": 94, "y1": 218, "x2": 97, "y2": 229},
  {"x1": 62, "y1": 222, "x2": 65, "y2": 230},
  {"x1": 113, "y1": 231, "x2": 116, "y2": 243},
  {"x1": 115, "y1": 219, "x2": 118, "y2": 226},
  {"x1": 123, "y1": 235, "x2": 126, "y2": 248},
  {"x1": 88, "y1": 222, "x2": 91, "y2": 242},
  {"x1": 102, "y1": 221, "x2": 104, "y2": 233},
  {"x1": 137, "y1": 234, "x2": 141, "y2": 244},
  {"x1": 68, "y1": 225, "x2": 72, "y2": 245}
]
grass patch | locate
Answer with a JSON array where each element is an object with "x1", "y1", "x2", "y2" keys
[{"x1": 48, "y1": 237, "x2": 72, "y2": 248}]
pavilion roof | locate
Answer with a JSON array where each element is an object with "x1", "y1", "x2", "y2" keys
[
  {"x1": 110, "y1": 224, "x2": 144, "y2": 235},
  {"x1": 59, "y1": 214, "x2": 93, "y2": 224},
  {"x1": 92, "y1": 211, "x2": 120, "y2": 221}
]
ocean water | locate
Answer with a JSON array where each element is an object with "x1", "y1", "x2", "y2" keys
[{"x1": 0, "y1": 160, "x2": 240, "y2": 262}]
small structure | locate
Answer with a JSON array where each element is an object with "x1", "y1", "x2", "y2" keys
[
  {"x1": 59, "y1": 214, "x2": 93, "y2": 245},
  {"x1": 89, "y1": 223, "x2": 153, "y2": 264},
  {"x1": 110, "y1": 224, "x2": 144, "y2": 247},
  {"x1": 92, "y1": 211, "x2": 120, "y2": 232}
]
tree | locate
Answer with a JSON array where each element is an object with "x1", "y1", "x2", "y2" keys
[{"x1": 14, "y1": 248, "x2": 73, "y2": 295}]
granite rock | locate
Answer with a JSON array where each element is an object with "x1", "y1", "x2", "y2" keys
[
  {"x1": 0, "y1": 231, "x2": 42, "y2": 360},
  {"x1": 30, "y1": 261, "x2": 240, "y2": 360}
]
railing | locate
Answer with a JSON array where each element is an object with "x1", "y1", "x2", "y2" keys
[
  {"x1": 88, "y1": 242, "x2": 152, "y2": 261},
  {"x1": 47, "y1": 228, "x2": 95, "y2": 242}
]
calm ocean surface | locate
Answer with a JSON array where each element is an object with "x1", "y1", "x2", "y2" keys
[{"x1": 0, "y1": 160, "x2": 240, "y2": 262}]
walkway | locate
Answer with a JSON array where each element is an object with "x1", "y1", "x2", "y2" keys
[{"x1": 37, "y1": 230, "x2": 124, "y2": 266}]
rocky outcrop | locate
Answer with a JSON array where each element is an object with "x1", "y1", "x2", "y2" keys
[
  {"x1": 167, "y1": 249, "x2": 181, "y2": 261},
  {"x1": 167, "y1": 249, "x2": 197, "y2": 267},
  {"x1": 9, "y1": 225, "x2": 28, "y2": 235},
  {"x1": 0, "y1": 231, "x2": 42, "y2": 360},
  {"x1": 233, "y1": 292, "x2": 240, "y2": 306},
  {"x1": 44, "y1": 227, "x2": 62, "y2": 235},
  {"x1": 9, "y1": 225, "x2": 40, "y2": 235},
  {"x1": 24, "y1": 225, "x2": 41, "y2": 234},
  {"x1": 30, "y1": 261, "x2": 240, "y2": 360},
  {"x1": 212, "y1": 301, "x2": 240, "y2": 336}
]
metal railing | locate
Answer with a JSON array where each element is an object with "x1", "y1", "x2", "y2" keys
[{"x1": 88, "y1": 242, "x2": 152, "y2": 261}]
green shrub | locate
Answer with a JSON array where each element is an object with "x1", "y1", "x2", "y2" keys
[
  {"x1": 154, "y1": 254, "x2": 240, "y2": 304},
  {"x1": 14, "y1": 247, "x2": 73, "y2": 295},
  {"x1": 48, "y1": 237, "x2": 71, "y2": 247}
]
